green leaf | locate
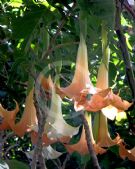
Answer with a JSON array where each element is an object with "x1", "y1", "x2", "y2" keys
[
  {"x1": 11, "y1": 5, "x2": 55, "y2": 39},
  {"x1": 81, "y1": 154, "x2": 90, "y2": 166},
  {"x1": 6, "y1": 160, "x2": 29, "y2": 169},
  {"x1": 101, "y1": 155, "x2": 110, "y2": 169},
  {"x1": 109, "y1": 62, "x2": 117, "y2": 87},
  {"x1": 108, "y1": 145, "x2": 119, "y2": 155}
]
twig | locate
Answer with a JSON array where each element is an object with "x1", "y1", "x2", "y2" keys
[
  {"x1": 80, "y1": 113, "x2": 101, "y2": 169},
  {"x1": 4, "y1": 143, "x2": 18, "y2": 159},
  {"x1": 123, "y1": 0, "x2": 135, "y2": 19},
  {"x1": 0, "y1": 131, "x2": 4, "y2": 159},
  {"x1": 42, "y1": 2, "x2": 76, "y2": 60},
  {"x1": 38, "y1": 153, "x2": 47, "y2": 169},
  {"x1": 115, "y1": 0, "x2": 135, "y2": 103},
  {"x1": 31, "y1": 86, "x2": 48, "y2": 169},
  {"x1": 0, "y1": 131, "x2": 15, "y2": 159},
  {"x1": 61, "y1": 154, "x2": 70, "y2": 169}
]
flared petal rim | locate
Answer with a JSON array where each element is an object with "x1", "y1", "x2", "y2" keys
[{"x1": 75, "y1": 88, "x2": 132, "y2": 113}]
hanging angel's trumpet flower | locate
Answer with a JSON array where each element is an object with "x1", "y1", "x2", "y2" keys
[
  {"x1": 1, "y1": 89, "x2": 37, "y2": 137},
  {"x1": 57, "y1": 34, "x2": 96, "y2": 100},
  {"x1": 93, "y1": 25, "x2": 122, "y2": 148},
  {"x1": 75, "y1": 23, "x2": 132, "y2": 114},
  {"x1": 74, "y1": 62, "x2": 131, "y2": 112},
  {"x1": 30, "y1": 75, "x2": 78, "y2": 145},
  {"x1": 0, "y1": 102, "x2": 19, "y2": 130},
  {"x1": 65, "y1": 113, "x2": 106, "y2": 155},
  {"x1": 45, "y1": 85, "x2": 80, "y2": 140},
  {"x1": 119, "y1": 142, "x2": 135, "y2": 161}
]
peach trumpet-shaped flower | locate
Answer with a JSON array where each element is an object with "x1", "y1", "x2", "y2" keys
[
  {"x1": 2, "y1": 89, "x2": 37, "y2": 137},
  {"x1": 119, "y1": 142, "x2": 135, "y2": 161},
  {"x1": 30, "y1": 75, "x2": 76, "y2": 145},
  {"x1": 94, "y1": 42, "x2": 122, "y2": 147},
  {"x1": 65, "y1": 113, "x2": 106, "y2": 155},
  {"x1": 75, "y1": 47, "x2": 132, "y2": 114},
  {"x1": 45, "y1": 81, "x2": 80, "y2": 140},
  {"x1": 57, "y1": 34, "x2": 96, "y2": 100},
  {"x1": 75, "y1": 23, "x2": 132, "y2": 113}
]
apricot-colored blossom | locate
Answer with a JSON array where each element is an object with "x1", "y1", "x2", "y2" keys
[
  {"x1": 57, "y1": 34, "x2": 96, "y2": 100},
  {"x1": 1, "y1": 89, "x2": 37, "y2": 137},
  {"x1": 46, "y1": 86, "x2": 79, "y2": 139},
  {"x1": 93, "y1": 39, "x2": 122, "y2": 147},
  {"x1": 31, "y1": 75, "x2": 79, "y2": 145}
]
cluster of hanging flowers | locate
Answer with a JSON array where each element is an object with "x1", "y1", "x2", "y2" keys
[{"x1": 0, "y1": 22, "x2": 135, "y2": 161}]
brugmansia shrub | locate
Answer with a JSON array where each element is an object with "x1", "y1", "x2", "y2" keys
[{"x1": 0, "y1": 1, "x2": 135, "y2": 168}]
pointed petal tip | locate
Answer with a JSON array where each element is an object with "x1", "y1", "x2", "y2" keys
[{"x1": 119, "y1": 142, "x2": 135, "y2": 161}]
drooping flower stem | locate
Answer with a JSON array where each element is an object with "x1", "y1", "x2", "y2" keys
[
  {"x1": 80, "y1": 113, "x2": 101, "y2": 169},
  {"x1": 101, "y1": 21, "x2": 110, "y2": 70},
  {"x1": 79, "y1": 10, "x2": 87, "y2": 40}
]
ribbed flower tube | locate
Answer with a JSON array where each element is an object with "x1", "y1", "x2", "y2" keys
[{"x1": 57, "y1": 33, "x2": 96, "y2": 101}]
